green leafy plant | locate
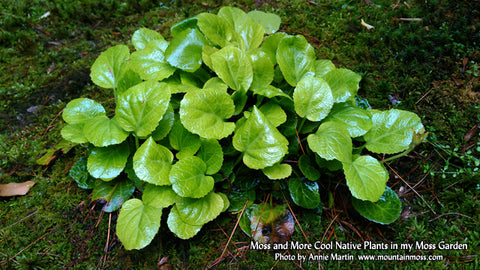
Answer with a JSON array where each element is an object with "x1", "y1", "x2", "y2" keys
[{"x1": 61, "y1": 6, "x2": 426, "y2": 250}]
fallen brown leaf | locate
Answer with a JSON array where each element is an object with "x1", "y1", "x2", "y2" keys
[{"x1": 0, "y1": 181, "x2": 36, "y2": 197}]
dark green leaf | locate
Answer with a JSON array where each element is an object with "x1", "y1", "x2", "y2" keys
[{"x1": 352, "y1": 186, "x2": 401, "y2": 225}]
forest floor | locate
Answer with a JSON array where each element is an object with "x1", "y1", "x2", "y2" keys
[{"x1": 0, "y1": 0, "x2": 479, "y2": 269}]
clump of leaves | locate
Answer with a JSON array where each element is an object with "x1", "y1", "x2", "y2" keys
[{"x1": 61, "y1": 7, "x2": 426, "y2": 249}]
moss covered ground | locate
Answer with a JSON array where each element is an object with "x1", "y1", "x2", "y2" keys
[{"x1": 0, "y1": 0, "x2": 479, "y2": 269}]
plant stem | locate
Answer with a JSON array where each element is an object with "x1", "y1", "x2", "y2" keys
[
  {"x1": 380, "y1": 145, "x2": 415, "y2": 163},
  {"x1": 297, "y1": 117, "x2": 307, "y2": 134},
  {"x1": 135, "y1": 136, "x2": 139, "y2": 150}
]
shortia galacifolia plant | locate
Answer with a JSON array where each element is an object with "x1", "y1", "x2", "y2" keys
[{"x1": 61, "y1": 7, "x2": 426, "y2": 250}]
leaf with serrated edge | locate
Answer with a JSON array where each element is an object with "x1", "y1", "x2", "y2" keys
[
  {"x1": 262, "y1": 163, "x2": 292, "y2": 180},
  {"x1": 197, "y1": 13, "x2": 234, "y2": 48},
  {"x1": 197, "y1": 139, "x2": 223, "y2": 175},
  {"x1": 352, "y1": 186, "x2": 401, "y2": 224},
  {"x1": 132, "y1": 28, "x2": 165, "y2": 51},
  {"x1": 63, "y1": 98, "x2": 105, "y2": 124},
  {"x1": 175, "y1": 192, "x2": 224, "y2": 226},
  {"x1": 84, "y1": 116, "x2": 129, "y2": 147},
  {"x1": 167, "y1": 206, "x2": 202, "y2": 240},
  {"x1": 116, "y1": 199, "x2": 161, "y2": 250},
  {"x1": 169, "y1": 156, "x2": 214, "y2": 198},
  {"x1": 322, "y1": 68, "x2": 361, "y2": 103},
  {"x1": 325, "y1": 103, "x2": 372, "y2": 138},
  {"x1": 87, "y1": 143, "x2": 130, "y2": 181},
  {"x1": 233, "y1": 106, "x2": 288, "y2": 170},
  {"x1": 133, "y1": 137, "x2": 173, "y2": 186},
  {"x1": 165, "y1": 28, "x2": 209, "y2": 72},
  {"x1": 130, "y1": 40, "x2": 175, "y2": 81},
  {"x1": 259, "y1": 102, "x2": 287, "y2": 127},
  {"x1": 90, "y1": 45, "x2": 130, "y2": 89},
  {"x1": 307, "y1": 122, "x2": 352, "y2": 163},
  {"x1": 344, "y1": 155, "x2": 388, "y2": 202},
  {"x1": 211, "y1": 46, "x2": 253, "y2": 91},
  {"x1": 180, "y1": 88, "x2": 235, "y2": 139},
  {"x1": 168, "y1": 121, "x2": 201, "y2": 159},
  {"x1": 293, "y1": 76, "x2": 333, "y2": 122},
  {"x1": 247, "y1": 10, "x2": 281, "y2": 35},
  {"x1": 364, "y1": 109, "x2": 424, "y2": 154},
  {"x1": 276, "y1": 35, "x2": 315, "y2": 86},
  {"x1": 115, "y1": 81, "x2": 171, "y2": 138}
]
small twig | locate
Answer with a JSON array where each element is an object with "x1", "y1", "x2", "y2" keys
[
  {"x1": 1, "y1": 209, "x2": 38, "y2": 232},
  {"x1": 281, "y1": 190, "x2": 310, "y2": 244},
  {"x1": 219, "y1": 199, "x2": 249, "y2": 259},
  {"x1": 1, "y1": 231, "x2": 50, "y2": 265},
  {"x1": 385, "y1": 163, "x2": 437, "y2": 215},
  {"x1": 429, "y1": 212, "x2": 473, "y2": 222},
  {"x1": 415, "y1": 87, "x2": 434, "y2": 105}
]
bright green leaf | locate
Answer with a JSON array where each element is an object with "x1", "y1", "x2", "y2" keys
[
  {"x1": 262, "y1": 163, "x2": 292, "y2": 180},
  {"x1": 315, "y1": 59, "x2": 336, "y2": 77},
  {"x1": 197, "y1": 13, "x2": 234, "y2": 47},
  {"x1": 170, "y1": 17, "x2": 198, "y2": 37},
  {"x1": 129, "y1": 40, "x2": 175, "y2": 81},
  {"x1": 168, "y1": 121, "x2": 201, "y2": 159},
  {"x1": 116, "y1": 69, "x2": 142, "y2": 96},
  {"x1": 322, "y1": 68, "x2": 361, "y2": 103},
  {"x1": 115, "y1": 81, "x2": 171, "y2": 138},
  {"x1": 293, "y1": 76, "x2": 334, "y2": 121},
  {"x1": 197, "y1": 139, "x2": 223, "y2": 175},
  {"x1": 289, "y1": 178, "x2": 321, "y2": 209},
  {"x1": 344, "y1": 155, "x2": 388, "y2": 202},
  {"x1": 211, "y1": 46, "x2": 253, "y2": 91},
  {"x1": 142, "y1": 184, "x2": 179, "y2": 209},
  {"x1": 169, "y1": 156, "x2": 214, "y2": 198},
  {"x1": 132, "y1": 28, "x2": 165, "y2": 51},
  {"x1": 62, "y1": 98, "x2": 105, "y2": 125},
  {"x1": 175, "y1": 192, "x2": 224, "y2": 226},
  {"x1": 218, "y1": 193, "x2": 230, "y2": 212},
  {"x1": 87, "y1": 142, "x2": 130, "y2": 181},
  {"x1": 84, "y1": 116, "x2": 129, "y2": 147},
  {"x1": 276, "y1": 35, "x2": 315, "y2": 86},
  {"x1": 307, "y1": 122, "x2": 352, "y2": 163},
  {"x1": 261, "y1": 32, "x2": 288, "y2": 65},
  {"x1": 116, "y1": 199, "x2": 161, "y2": 250},
  {"x1": 352, "y1": 186, "x2": 401, "y2": 225},
  {"x1": 247, "y1": 10, "x2": 281, "y2": 35},
  {"x1": 233, "y1": 15, "x2": 264, "y2": 50},
  {"x1": 252, "y1": 85, "x2": 291, "y2": 100},
  {"x1": 151, "y1": 105, "x2": 175, "y2": 141},
  {"x1": 364, "y1": 109, "x2": 424, "y2": 154},
  {"x1": 61, "y1": 123, "x2": 88, "y2": 144},
  {"x1": 325, "y1": 103, "x2": 372, "y2": 137},
  {"x1": 203, "y1": 77, "x2": 228, "y2": 91},
  {"x1": 90, "y1": 45, "x2": 130, "y2": 89},
  {"x1": 133, "y1": 137, "x2": 173, "y2": 186},
  {"x1": 165, "y1": 28, "x2": 209, "y2": 72},
  {"x1": 167, "y1": 206, "x2": 202, "y2": 240},
  {"x1": 249, "y1": 49, "x2": 274, "y2": 91},
  {"x1": 92, "y1": 178, "x2": 135, "y2": 212},
  {"x1": 180, "y1": 88, "x2": 235, "y2": 139},
  {"x1": 233, "y1": 107, "x2": 289, "y2": 169},
  {"x1": 259, "y1": 102, "x2": 287, "y2": 127}
]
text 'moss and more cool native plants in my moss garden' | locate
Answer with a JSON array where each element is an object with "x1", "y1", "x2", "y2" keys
[{"x1": 61, "y1": 7, "x2": 426, "y2": 250}]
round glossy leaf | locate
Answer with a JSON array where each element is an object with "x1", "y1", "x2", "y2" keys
[
  {"x1": 171, "y1": 17, "x2": 198, "y2": 37},
  {"x1": 307, "y1": 122, "x2": 352, "y2": 163},
  {"x1": 252, "y1": 85, "x2": 291, "y2": 100},
  {"x1": 167, "y1": 206, "x2": 202, "y2": 240},
  {"x1": 115, "y1": 81, "x2": 171, "y2": 138},
  {"x1": 298, "y1": 155, "x2": 320, "y2": 181},
  {"x1": 259, "y1": 102, "x2": 287, "y2": 127},
  {"x1": 352, "y1": 186, "x2": 401, "y2": 225},
  {"x1": 364, "y1": 109, "x2": 424, "y2": 154},
  {"x1": 228, "y1": 189, "x2": 255, "y2": 212},
  {"x1": 62, "y1": 98, "x2": 106, "y2": 124},
  {"x1": 344, "y1": 155, "x2": 388, "y2": 202},
  {"x1": 261, "y1": 32, "x2": 288, "y2": 65},
  {"x1": 234, "y1": 15, "x2": 264, "y2": 50},
  {"x1": 116, "y1": 69, "x2": 142, "y2": 96},
  {"x1": 289, "y1": 178, "x2": 321, "y2": 209},
  {"x1": 211, "y1": 46, "x2": 253, "y2": 91},
  {"x1": 180, "y1": 88, "x2": 235, "y2": 140},
  {"x1": 87, "y1": 142, "x2": 130, "y2": 181},
  {"x1": 151, "y1": 105, "x2": 175, "y2": 141},
  {"x1": 249, "y1": 50, "x2": 274, "y2": 91},
  {"x1": 84, "y1": 116, "x2": 129, "y2": 147},
  {"x1": 197, "y1": 13, "x2": 234, "y2": 48},
  {"x1": 218, "y1": 193, "x2": 230, "y2": 212},
  {"x1": 233, "y1": 106, "x2": 289, "y2": 170},
  {"x1": 133, "y1": 137, "x2": 173, "y2": 186},
  {"x1": 276, "y1": 35, "x2": 316, "y2": 86},
  {"x1": 132, "y1": 28, "x2": 165, "y2": 51},
  {"x1": 142, "y1": 184, "x2": 179, "y2": 209},
  {"x1": 203, "y1": 77, "x2": 228, "y2": 91},
  {"x1": 325, "y1": 103, "x2": 372, "y2": 137},
  {"x1": 69, "y1": 157, "x2": 95, "y2": 189},
  {"x1": 116, "y1": 199, "x2": 161, "y2": 250},
  {"x1": 175, "y1": 192, "x2": 224, "y2": 226},
  {"x1": 322, "y1": 68, "x2": 361, "y2": 103},
  {"x1": 90, "y1": 45, "x2": 130, "y2": 89},
  {"x1": 169, "y1": 156, "x2": 214, "y2": 199},
  {"x1": 168, "y1": 121, "x2": 201, "y2": 159},
  {"x1": 315, "y1": 59, "x2": 336, "y2": 77},
  {"x1": 61, "y1": 123, "x2": 88, "y2": 144},
  {"x1": 130, "y1": 40, "x2": 175, "y2": 81},
  {"x1": 165, "y1": 28, "x2": 209, "y2": 72},
  {"x1": 197, "y1": 139, "x2": 223, "y2": 175},
  {"x1": 91, "y1": 177, "x2": 135, "y2": 212},
  {"x1": 293, "y1": 76, "x2": 334, "y2": 122},
  {"x1": 247, "y1": 10, "x2": 281, "y2": 35},
  {"x1": 262, "y1": 163, "x2": 292, "y2": 180}
]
